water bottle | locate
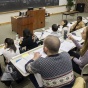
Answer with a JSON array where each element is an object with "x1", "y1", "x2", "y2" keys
[
  {"x1": 16, "y1": 34, "x2": 19, "y2": 41},
  {"x1": 63, "y1": 27, "x2": 68, "y2": 40}
]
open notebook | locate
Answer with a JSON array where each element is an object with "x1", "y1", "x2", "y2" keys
[
  {"x1": 14, "y1": 48, "x2": 47, "y2": 74},
  {"x1": 14, "y1": 48, "x2": 46, "y2": 87}
]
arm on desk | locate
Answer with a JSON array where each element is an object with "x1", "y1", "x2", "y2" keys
[
  {"x1": 68, "y1": 34, "x2": 82, "y2": 49},
  {"x1": 72, "y1": 39, "x2": 82, "y2": 49},
  {"x1": 25, "y1": 58, "x2": 41, "y2": 74},
  {"x1": 73, "y1": 50, "x2": 88, "y2": 67}
]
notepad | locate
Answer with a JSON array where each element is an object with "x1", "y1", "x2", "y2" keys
[
  {"x1": 14, "y1": 58, "x2": 28, "y2": 74},
  {"x1": 71, "y1": 35, "x2": 82, "y2": 41},
  {"x1": 60, "y1": 41, "x2": 75, "y2": 52},
  {"x1": 34, "y1": 48, "x2": 47, "y2": 58}
]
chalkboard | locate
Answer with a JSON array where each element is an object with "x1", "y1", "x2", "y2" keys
[{"x1": 0, "y1": 0, "x2": 59, "y2": 12}]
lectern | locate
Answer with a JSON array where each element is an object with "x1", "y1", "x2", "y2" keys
[{"x1": 11, "y1": 9, "x2": 45, "y2": 36}]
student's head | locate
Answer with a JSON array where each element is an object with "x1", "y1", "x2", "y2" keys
[
  {"x1": 23, "y1": 29, "x2": 32, "y2": 38},
  {"x1": 80, "y1": 26, "x2": 88, "y2": 56},
  {"x1": 61, "y1": 20, "x2": 68, "y2": 27},
  {"x1": 77, "y1": 16, "x2": 82, "y2": 22},
  {"x1": 52, "y1": 24, "x2": 58, "y2": 32},
  {"x1": 4, "y1": 38, "x2": 16, "y2": 52},
  {"x1": 43, "y1": 35, "x2": 60, "y2": 55}
]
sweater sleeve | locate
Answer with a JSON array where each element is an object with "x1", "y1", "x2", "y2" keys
[
  {"x1": 25, "y1": 58, "x2": 42, "y2": 73},
  {"x1": 72, "y1": 39, "x2": 82, "y2": 49},
  {"x1": 73, "y1": 50, "x2": 88, "y2": 67}
]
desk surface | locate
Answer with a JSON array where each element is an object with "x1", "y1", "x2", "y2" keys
[
  {"x1": 10, "y1": 27, "x2": 84, "y2": 77},
  {"x1": 62, "y1": 11, "x2": 79, "y2": 15}
]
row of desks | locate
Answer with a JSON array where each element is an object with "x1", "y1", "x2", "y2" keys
[{"x1": 10, "y1": 27, "x2": 84, "y2": 77}]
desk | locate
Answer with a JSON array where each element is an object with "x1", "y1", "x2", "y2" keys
[
  {"x1": 62, "y1": 11, "x2": 79, "y2": 19},
  {"x1": 10, "y1": 27, "x2": 83, "y2": 76}
]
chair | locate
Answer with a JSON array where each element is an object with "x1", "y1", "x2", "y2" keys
[
  {"x1": 81, "y1": 64, "x2": 88, "y2": 76},
  {"x1": 72, "y1": 77, "x2": 86, "y2": 88}
]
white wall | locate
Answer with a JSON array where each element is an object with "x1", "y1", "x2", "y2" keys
[{"x1": 46, "y1": 6, "x2": 67, "y2": 14}]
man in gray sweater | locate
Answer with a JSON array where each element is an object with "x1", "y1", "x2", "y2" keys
[{"x1": 25, "y1": 35, "x2": 74, "y2": 88}]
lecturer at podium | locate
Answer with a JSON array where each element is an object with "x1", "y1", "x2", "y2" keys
[{"x1": 25, "y1": 35, "x2": 75, "y2": 88}]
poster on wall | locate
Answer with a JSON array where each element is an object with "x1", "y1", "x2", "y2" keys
[{"x1": 0, "y1": 0, "x2": 59, "y2": 12}]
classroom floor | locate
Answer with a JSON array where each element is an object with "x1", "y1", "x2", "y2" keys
[{"x1": 0, "y1": 12, "x2": 88, "y2": 88}]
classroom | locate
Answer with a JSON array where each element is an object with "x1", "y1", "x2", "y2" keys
[{"x1": 0, "y1": 0, "x2": 88, "y2": 88}]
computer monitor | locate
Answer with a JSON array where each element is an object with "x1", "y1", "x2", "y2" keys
[{"x1": 28, "y1": 7, "x2": 34, "y2": 11}]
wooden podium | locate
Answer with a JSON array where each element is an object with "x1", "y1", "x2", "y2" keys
[{"x1": 11, "y1": 9, "x2": 45, "y2": 36}]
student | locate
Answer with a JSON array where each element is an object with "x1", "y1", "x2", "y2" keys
[
  {"x1": 19, "y1": 29, "x2": 39, "y2": 51},
  {"x1": 1, "y1": 38, "x2": 20, "y2": 87},
  {"x1": 25, "y1": 35, "x2": 75, "y2": 88},
  {"x1": 3, "y1": 38, "x2": 20, "y2": 64},
  {"x1": 60, "y1": 20, "x2": 68, "y2": 28},
  {"x1": 68, "y1": 26, "x2": 88, "y2": 74},
  {"x1": 70, "y1": 16, "x2": 85, "y2": 32},
  {"x1": 50, "y1": 24, "x2": 61, "y2": 37}
]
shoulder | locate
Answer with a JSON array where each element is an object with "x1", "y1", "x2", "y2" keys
[
  {"x1": 60, "y1": 52, "x2": 70, "y2": 58},
  {"x1": 80, "y1": 21, "x2": 85, "y2": 24}
]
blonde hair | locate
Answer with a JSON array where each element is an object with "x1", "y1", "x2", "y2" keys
[{"x1": 80, "y1": 26, "x2": 88, "y2": 56}]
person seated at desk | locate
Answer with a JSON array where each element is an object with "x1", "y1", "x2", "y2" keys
[
  {"x1": 19, "y1": 29, "x2": 40, "y2": 51},
  {"x1": 25, "y1": 35, "x2": 75, "y2": 88},
  {"x1": 68, "y1": 26, "x2": 88, "y2": 74},
  {"x1": 60, "y1": 20, "x2": 68, "y2": 28},
  {"x1": 3, "y1": 38, "x2": 20, "y2": 64},
  {"x1": 50, "y1": 24, "x2": 61, "y2": 37},
  {"x1": 1, "y1": 38, "x2": 20, "y2": 87},
  {"x1": 70, "y1": 16, "x2": 85, "y2": 32}
]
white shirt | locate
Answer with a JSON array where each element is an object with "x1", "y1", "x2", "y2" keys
[
  {"x1": 3, "y1": 46, "x2": 20, "y2": 63},
  {"x1": 50, "y1": 31, "x2": 61, "y2": 38}
]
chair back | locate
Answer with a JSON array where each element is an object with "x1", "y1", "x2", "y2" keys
[
  {"x1": 81, "y1": 64, "x2": 88, "y2": 76},
  {"x1": 72, "y1": 77, "x2": 86, "y2": 88}
]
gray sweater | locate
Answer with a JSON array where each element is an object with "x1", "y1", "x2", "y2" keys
[
  {"x1": 26, "y1": 52, "x2": 74, "y2": 88},
  {"x1": 73, "y1": 39, "x2": 88, "y2": 68}
]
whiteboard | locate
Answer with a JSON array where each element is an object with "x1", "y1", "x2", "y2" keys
[{"x1": 59, "y1": 0, "x2": 67, "y2": 5}]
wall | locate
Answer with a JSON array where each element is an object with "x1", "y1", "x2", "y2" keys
[
  {"x1": 76, "y1": 0, "x2": 88, "y2": 12},
  {"x1": 0, "y1": 6, "x2": 67, "y2": 24}
]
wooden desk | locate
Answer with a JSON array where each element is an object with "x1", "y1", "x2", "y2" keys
[
  {"x1": 11, "y1": 9, "x2": 45, "y2": 37},
  {"x1": 62, "y1": 11, "x2": 79, "y2": 19}
]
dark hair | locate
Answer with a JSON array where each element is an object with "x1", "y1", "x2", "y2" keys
[
  {"x1": 77, "y1": 16, "x2": 82, "y2": 21},
  {"x1": 52, "y1": 24, "x2": 58, "y2": 32},
  {"x1": 23, "y1": 29, "x2": 32, "y2": 38},
  {"x1": 63, "y1": 20, "x2": 68, "y2": 28},
  {"x1": 4, "y1": 38, "x2": 16, "y2": 52}
]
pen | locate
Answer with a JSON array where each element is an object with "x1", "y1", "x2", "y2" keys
[{"x1": 16, "y1": 59, "x2": 21, "y2": 62}]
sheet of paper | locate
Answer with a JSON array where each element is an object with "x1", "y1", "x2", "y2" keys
[
  {"x1": 34, "y1": 73, "x2": 43, "y2": 87},
  {"x1": 34, "y1": 32, "x2": 42, "y2": 39},
  {"x1": 14, "y1": 58, "x2": 28, "y2": 74},
  {"x1": 45, "y1": 28, "x2": 52, "y2": 33},
  {"x1": 60, "y1": 41, "x2": 75, "y2": 52},
  {"x1": 71, "y1": 35, "x2": 82, "y2": 41},
  {"x1": 34, "y1": 48, "x2": 47, "y2": 58}
]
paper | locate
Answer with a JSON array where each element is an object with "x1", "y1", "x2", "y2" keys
[
  {"x1": 71, "y1": 35, "x2": 82, "y2": 41},
  {"x1": 60, "y1": 41, "x2": 75, "y2": 52},
  {"x1": 14, "y1": 58, "x2": 28, "y2": 74},
  {"x1": 34, "y1": 73, "x2": 43, "y2": 87},
  {"x1": 34, "y1": 48, "x2": 47, "y2": 58},
  {"x1": 22, "y1": 53, "x2": 34, "y2": 61}
]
